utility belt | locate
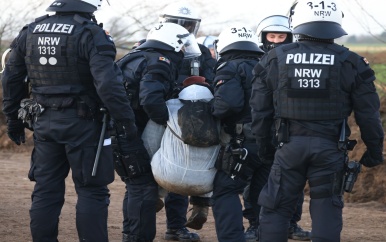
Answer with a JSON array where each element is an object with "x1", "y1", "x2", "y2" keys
[
  {"x1": 18, "y1": 98, "x2": 45, "y2": 130},
  {"x1": 215, "y1": 144, "x2": 249, "y2": 181},
  {"x1": 275, "y1": 119, "x2": 343, "y2": 147},
  {"x1": 110, "y1": 134, "x2": 152, "y2": 180},
  {"x1": 113, "y1": 149, "x2": 152, "y2": 180},
  {"x1": 216, "y1": 123, "x2": 253, "y2": 181},
  {"x1": 32, "y1": 94, "x2": 101, "y2": 120}
]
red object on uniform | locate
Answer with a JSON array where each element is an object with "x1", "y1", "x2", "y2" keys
[{"x1": 182, "y1": 76, "x2": 209, "y2": 87}]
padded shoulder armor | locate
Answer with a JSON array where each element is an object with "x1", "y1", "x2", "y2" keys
[
  {"x1": 82, "y1": 18, "x2": 116, "y2": 57},
  {"x1": 34, "y1": 15, "x2": 50, "y2": 23}
]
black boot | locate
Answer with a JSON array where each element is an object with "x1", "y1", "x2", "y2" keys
[
  {"x1": 244, "y1": 221, "x2": 259, "y2": 242},
  {"x1": 288, "y1": 223, "x2": 311, "y2": 241},
  {"x1": 122, "y1": 233, "x2": 130, "y2": 242},
  {"x1": 164, "y1": 227, "x2": 200, "y2": 242}
]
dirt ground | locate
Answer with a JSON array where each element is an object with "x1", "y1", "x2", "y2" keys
[{"x1": 1, "y1": 150, "x2": 386, "y2": 242}]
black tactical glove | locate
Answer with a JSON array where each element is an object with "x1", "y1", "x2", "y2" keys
[
  {"x1": 257, "y1": 139, "x2": 276, "y2": 165},
  {"x1": 116, "y1": 120, "x2": 138, "y2": 141},
  {"x1": 359, "y1": 150, "x2": 384, "y2": 168},
  {"x1": 143, "y1": 104, "x2": 169, "y2": 125},
  {"x1": 7, "y1": 119, "x2": 26, "y2": 145}
]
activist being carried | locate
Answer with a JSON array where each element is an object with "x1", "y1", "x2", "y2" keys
[{"x1": 113, "y1": 22, "x2": 202, "y2": 242}]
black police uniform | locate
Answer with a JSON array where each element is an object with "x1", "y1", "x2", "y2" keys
[
  {"x1": 164, "y1": 43, "x2": 216, "y2": 234},
  {"x1": 250, "y1": 41, "x2": 384, "y2": 242},
  {"x1": 1, "y1": 12, "x2": 135, "y2": 242},
  {"x1": 242, "y1": 43, "x2": 307, "y2": 232},
  {"x1": 210, "y1": 50, "x2": 270, "y2": 242},
  {"x1": 115, "y1": 46, "x2": 183, "y2": 242}
]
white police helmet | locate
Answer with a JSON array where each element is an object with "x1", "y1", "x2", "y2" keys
[
  {"x1": 159, "y1": 2, "x2": 201, "y2": 36},
  {"x1": 197, "y1": 35, "x2": 217, "y2": 49},
  {"x1": 214, "y1": 25, "x2": 264, "y2": 59},
  {"x1": 47, "y1": 0, "x2": 103, "y2": 12},
  {"x1": 138, "y1": 23, "x2": 201, "y2": 59},
  {"x1": 289, "y1": 0, "x2": 347, "y2": 39},
  {"x1": 256, "y1": 15, "x2": 292, "y2": 43}
]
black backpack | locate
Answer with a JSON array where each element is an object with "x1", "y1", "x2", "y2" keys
[{"x1": 171, "y1": 99, "x2": 219, "y2": 147}]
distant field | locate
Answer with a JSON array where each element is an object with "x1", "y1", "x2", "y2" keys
[{"x1": 343, "y1": 43, "x2": 386, "y2": 53}]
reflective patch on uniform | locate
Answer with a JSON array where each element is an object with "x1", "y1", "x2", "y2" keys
[
  {"x1": 216, "y1": 62, "x2": 227, "y2": 71},
  {"x1": 158, "y1": 56, "x2": 170, "y2": 64},
  {"x1": 103, "y1": 138, "x2": 111, "y2": 146},
  {"x1": 362, "y1": 57, "x2": 370, "y2": 65},
  {"x1": 215, "y1": 80, "x2": 224, "y2": 87},
  {"x1": 103, "y1": 30, "x2": 113, "y2": 42},
  {"x1": 32, "y1": 23, "x2": 75, "y2": 34}
]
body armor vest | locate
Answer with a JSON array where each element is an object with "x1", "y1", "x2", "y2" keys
[
  {"x1": 273, "y1": 43, "x2": 352, "y2": 120},
  {"x1": 25, "y1": 14, "x2": 96, "y2": 94},
  {"x1": 116, "y1": 49, "x2": 178, "y2": 111}
]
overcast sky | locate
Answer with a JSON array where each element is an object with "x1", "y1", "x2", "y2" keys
[
  {"x1": 95, "y1": 0, "x2": 386, "y2": 37},
  {"x1": 3, "y1": 0, "x2": 386, "y2": 38}
]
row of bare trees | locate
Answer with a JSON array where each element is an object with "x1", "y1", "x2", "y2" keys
[{"x1": 1, "y1": 0, "x2": 385, "y2": 55}]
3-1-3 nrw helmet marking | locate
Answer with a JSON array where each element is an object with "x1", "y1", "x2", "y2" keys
[
  {"x1": 215, "y1": 26, "x2": 264, "y2": 58},
  {"x1": 289, "y1": 0, "x2": 347, "y2": 39}
]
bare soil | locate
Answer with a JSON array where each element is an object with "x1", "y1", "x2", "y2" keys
[{"x1": 1, "y1": 151, "x2": 386, "y2": 242}]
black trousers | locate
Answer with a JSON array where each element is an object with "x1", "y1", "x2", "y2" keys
[
  {"x1": 30, "y1": 108, "x2": 114, "y2": 242},
  {"x1": 122, "y1": 173, "x2": 158, "y2": 240},
  {"x1": 211, "y1": 170, "x2": 247, "y2": 242},
  {"x1": 258, "y1": 136, "x2": 345, "y2": 242}
]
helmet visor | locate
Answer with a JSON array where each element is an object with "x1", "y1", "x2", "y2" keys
[
  {"x1": 182, "y1": 34, "x2": 201, "y2": 59},
  {"x1": 159, "y1": 15, "x2": 201, "y2": 36}
]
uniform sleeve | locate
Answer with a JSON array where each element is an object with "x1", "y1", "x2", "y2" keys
[
  {"x1": 1, "y1": 28, "x2": 29, "y2": 119},
  {"x1": 198, "y1": 44, "x2": 216, "y2": 85},
  {"x1": 212, "y1": 63, "x2": 245, "y2": 120},
  {"x1": 81, "y1": 27, "x2": 135, "y2": 123},
  {"x1": 250, "y1": 56, "x2": 275, "y2": 142},
  {"x1": 139, "y1": 58, "x2": 173, "y2": 125},
  {"x1": 350, "y1": 54, "x2": 384, "y2": 155}
]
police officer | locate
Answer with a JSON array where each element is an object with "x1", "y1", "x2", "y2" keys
[
  {"x1": 250, "y1": 14, "x2": 311, "y2": 241},
  {"x1": 210, "y1": 25, "x2": 268, "y2": 242},
  {"x1": 114, "y1": 22, "x2": 201, "y2": 242},
  {"x1": 159, "y1": 2, "x2": 216, "y2": 240},
  {"x1": 197, "y1": 35, "x2": 217, "y2": 59},
  {"x1": 1, "y1": 1, "x2": 137, "y2": 241},
  {"x1": 250, "y1": 1, "x2": 384, "y2": 241},
  {"x1": 256, "y1": 14, "x2": 293, "y2": 52},
  {"x1": 159, "y1": 2, "x2": 216, "y2": 85}
]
